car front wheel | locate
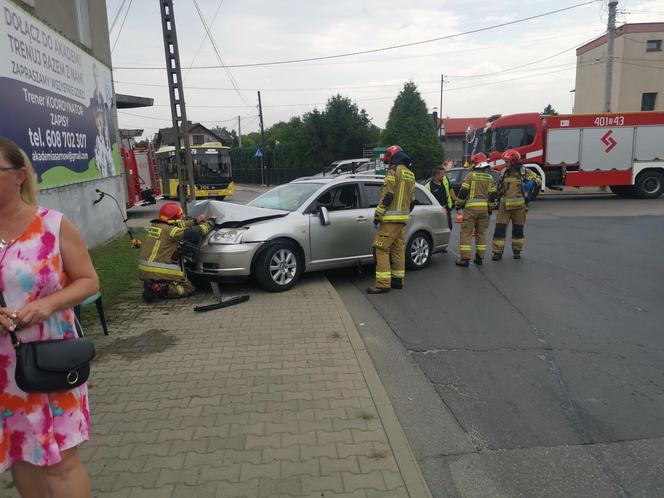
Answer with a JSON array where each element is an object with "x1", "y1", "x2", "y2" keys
[
  {"x1": 255, "y1": 243, "x2": 303, "y2": 292},
  {"x1": 406, "y1": 232, "x2": 432, "y2": 270}
]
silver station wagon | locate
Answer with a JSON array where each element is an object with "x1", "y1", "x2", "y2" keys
[{"x1": 189, "y1": 175, "x2": 450, "y2": 291}]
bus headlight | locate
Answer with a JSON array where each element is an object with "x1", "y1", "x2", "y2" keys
[{"x1": 209, "y1": 228, "x2": 247, "y2": 245}]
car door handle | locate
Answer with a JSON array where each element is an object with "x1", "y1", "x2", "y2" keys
[{"x1": 356, "y1": 216, "x2": 368, "y2": 222}]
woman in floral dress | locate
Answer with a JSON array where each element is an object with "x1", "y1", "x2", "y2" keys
[{"x1": 0, "y1": 137, "x2": 99, "y2": 498}]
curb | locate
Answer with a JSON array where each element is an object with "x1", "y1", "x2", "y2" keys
[{"x1": 323, "y1": 277, "x2": 434, "y2": 498}]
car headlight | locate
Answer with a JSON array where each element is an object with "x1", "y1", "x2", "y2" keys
[{"x1": 208, "y1": 228, "x2": 247, "y2": 245}]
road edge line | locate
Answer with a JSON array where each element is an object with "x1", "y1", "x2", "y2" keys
[{"x1": 323, "y1": 277, "x2": 433, "y2": 498}]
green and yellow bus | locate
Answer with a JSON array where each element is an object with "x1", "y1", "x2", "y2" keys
[{"x1": 156, "y1": 142, "x2": 235, "y2": 199}]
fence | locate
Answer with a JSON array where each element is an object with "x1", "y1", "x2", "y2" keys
[{"x1": 232, "y1": 166, "x2": 322, "y2": 186}]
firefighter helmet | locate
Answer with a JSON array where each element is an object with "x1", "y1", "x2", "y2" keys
[
  {"x1": 471, "y1": 153, "x2": 488, "y2": 165},
  {"x1": 383, "y1": 145, "x2": 402, "y2": 165},
  {"x1": 502, "y1": 149, "x2": 522, "y2": 165},
  {"x1": 159, "y1": 202, "x2": 184, "y2": 222}
]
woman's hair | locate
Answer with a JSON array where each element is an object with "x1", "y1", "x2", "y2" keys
[
  {"x1": 443, "y1": 159, "x2": 455, "y2": 168},
  {"x1": 0, "y1": 136, "x2": 38, "y2": 205}
]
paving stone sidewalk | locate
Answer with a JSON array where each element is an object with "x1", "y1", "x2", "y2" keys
[{"x1": 2, "y1": 276, "x2": 430, "y2": 497}]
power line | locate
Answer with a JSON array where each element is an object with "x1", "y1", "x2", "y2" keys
[
  {"x1": 114, "y1": 28, "x2": 601, "y2": 71},
  {"x1": 615, "y1": 59, "x2": 664, "y2": 71},
  {"x1": 120, "y1": 60, "x2": 580, "y2": 99},
  {"x1": 183, "y1": 0, "x2": 225, "y2": 81},
  {"x1": 191, "y1": 0, "x2": 251, "y2": 106},
  {"x1": 109, "y1": 0, "x2": 127, "y2": 32},
  {"x1": 118, "y1": 110, "x2": 256, "y2": 124},
  {"x1": 114, "y1": 0, "x2": 602, "y2": 70},
  {"x1": 113, "y1": 36, "x2": 602, "y2": 94},
  {"x1": 111, "y1": 0, "x2": 133, "y2": 54},
  {"x1": 119, "y1": 60, "x2": 600, "y2": 122}
]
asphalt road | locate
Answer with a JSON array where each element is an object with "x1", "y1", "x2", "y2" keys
[{"x1": 332, "y1": 194, "x2": 664, "y2": 497}]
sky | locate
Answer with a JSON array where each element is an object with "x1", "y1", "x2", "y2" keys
[{"x1": 108, "y1": 0, "x2": 664, "y2": 140}]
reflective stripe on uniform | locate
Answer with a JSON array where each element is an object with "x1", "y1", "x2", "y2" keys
[
  {"x1": 476, "y1": 244, "x2": 487, "y2": 250},
  {"x1": 465, "y1": 197, "x2": 488, "y2": 208},
  {"x1": 375, "y1": 271, "x2": 391, "y2": 278},
  {"x1": 148, "y1": 226, "x2": 162, "y2": 238},
  {"x1": 506, "y1": 197, "x2": 525, "y2": 207},
  {"x1": 382, "y1": 215, "x2": 409, "y2": 222},
  {"x1": 392, "y1": 270, "x2": 405, "y2": 278},
  {"x1": 149, "y1": 240, "x2": 161, "y2": 262},
  {"x1": 138, "y1": 259, "x2": 184, "y2": 278},
  {"x1": 138, "y1": 264, "x2": 185, "y2": 278},
  {"x1": 460, "y1": 244, "x2": 472, "y2": 250}
]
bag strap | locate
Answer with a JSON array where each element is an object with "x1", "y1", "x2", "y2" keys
[{"x1": 0, "y1": 290, "x2": 20, "y2": 347}]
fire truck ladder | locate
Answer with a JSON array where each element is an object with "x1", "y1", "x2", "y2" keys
[{"x1": 158, "y1": 0, "x2": 196, "y2": 212}]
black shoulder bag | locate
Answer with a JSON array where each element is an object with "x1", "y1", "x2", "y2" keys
[{"x1": 1, "y1": 292, "x2": 96, "y2": 393}]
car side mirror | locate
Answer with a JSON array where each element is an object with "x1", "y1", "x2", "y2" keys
[{"x1": 319, "y1": 206, "x2": 331, "y2": 226}]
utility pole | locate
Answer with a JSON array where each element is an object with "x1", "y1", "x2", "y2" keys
[
  {"x1": 257, "y1": 91, "x2": 265, "y2": 185},
  {"x1": 237, "y1": 115, "x2": 242, "y2": 147},
  {"x1": 604, "y1": 0, "x2": 618, "y2": 113},
  {"x1": 439, "y1": 74, "x2": 444, "y2": 138},
  {"x1": 158, "y1": 0, "x2": 195, "y2": 213}
]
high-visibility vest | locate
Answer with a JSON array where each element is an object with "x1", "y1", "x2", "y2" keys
[{"x1": 424, "y1": 177, "x2": 453, "y2": 209}]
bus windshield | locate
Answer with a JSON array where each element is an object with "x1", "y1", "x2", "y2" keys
[{"x1": 192, "y1": 150, "x2": 231, "y2": 182}]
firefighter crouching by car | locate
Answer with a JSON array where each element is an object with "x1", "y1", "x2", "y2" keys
[
  {"x1": 455, "y1": 153, "x2": 497, "y2": 267},
  {"x1": 491, "y1": 149, "x2": 541, "y2": 260},
  {"x1": 367, "y1": 145, "x2": 416, "y2": 294},
  {"x1": 139, "y1": 202, "x2": 215, "y2": 302}
]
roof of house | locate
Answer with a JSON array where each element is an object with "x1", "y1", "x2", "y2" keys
[
  {"x1": 439, "y1": 117, "x2": 487, "y2": 136},
  {"x1": 577, "y1": 22, "x2": 664, "y2": 56},
  {"x1": 156, "y1": 122, "x2": 233, "y2": 147}
]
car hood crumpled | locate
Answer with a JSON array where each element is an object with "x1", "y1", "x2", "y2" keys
[{"x1": 189, "y1": 200, "x2": 289, "y2": 228}]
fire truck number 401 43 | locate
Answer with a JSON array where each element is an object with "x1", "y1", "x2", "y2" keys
[{"x1": 483, "y1": 111, "x2": 664, "y2": 199}]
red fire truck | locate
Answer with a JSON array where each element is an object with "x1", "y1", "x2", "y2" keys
[
  {"x1": 482, "y1": 111, "x2": 664, "y2": 199},
  {"x1": 121, "y1": 143, "x2": 162, "y2": 209}
]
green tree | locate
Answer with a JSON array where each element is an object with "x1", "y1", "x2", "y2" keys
[
  {"x1": 381, "y1": 82, "x2": 444, "y2": 179},
  {"x1": 542, "y1": 104, "x2": 558, "y2": 115}
]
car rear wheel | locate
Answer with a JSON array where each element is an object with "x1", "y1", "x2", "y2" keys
[
  {"x1": 255, "y1": 243, "x2": 303, "y2": 292},
  {"x1": 634, "y1": 171, "x2": 664, "y2": 199},
  {"x1": 406, "y1": 232, "x2": 432, "y2": 270}
]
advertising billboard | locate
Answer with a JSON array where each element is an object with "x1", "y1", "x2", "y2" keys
[{"x1": 0, "y1": 0, "x2": 119, "y2": 189}]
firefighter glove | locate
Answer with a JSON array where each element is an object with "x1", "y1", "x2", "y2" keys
[{"x1": 373, "y1": 219, "x2": 380, "y2": 229}]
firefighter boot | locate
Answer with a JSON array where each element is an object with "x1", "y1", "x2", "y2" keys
[
  {"x1": 391, "y1": 278, "x2": 403, "y2": 289},
  {"x1": 492, "y1": 253, "x2": 502, "y2": 261},
  {"x1": 142, "y1": 280, "x2": 156, "y2": 303},
  {"x1": 366, "y1": 286, "x2": 390, "y2": 295},
  {"x1": 474, "y1": 254, "x2": 483, "y2": 266},
  {"x1": 455, "y1": 259, "x2": 470, "y2": 267},
  {"x1": 513, "y1": 250, "x2": 521, "y2": 259}
]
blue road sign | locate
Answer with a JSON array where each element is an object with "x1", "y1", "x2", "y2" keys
[{"x1": 254, "y1": 147, "x2": 263, "y2": 158}]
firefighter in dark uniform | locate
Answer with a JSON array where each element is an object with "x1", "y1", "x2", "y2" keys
[
  {"x1": 424, "y1": 163, "x2": 456, "y2": 229},
  {"x1": 367, "y1": 145, "x2": 416, "y2": 294},
  {"x1": 491, "y1": 149, "x2": 541, "y2": 260},
  {"x1": 455, "y1": 153, "x2": 498, "y2": 266},
  {"x1": 139, "y1": 202, "x2": 215, "y2": 301}
]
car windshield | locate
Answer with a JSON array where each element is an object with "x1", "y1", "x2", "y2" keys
[
  {"x1": 248, "y1": 183, "x2": 323, "y2": 211},
  {"x1": 324, "y1": 161, "x2": 341, "y2": 175}
]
